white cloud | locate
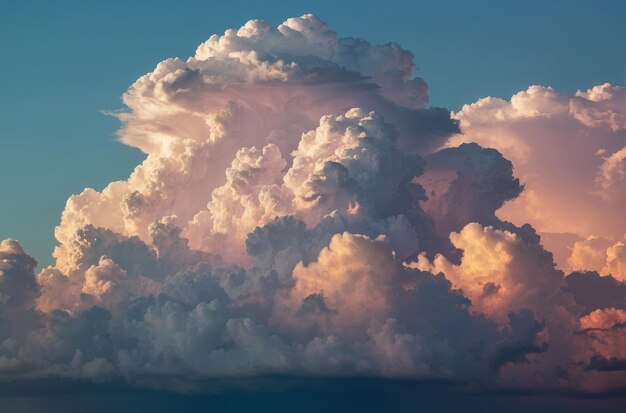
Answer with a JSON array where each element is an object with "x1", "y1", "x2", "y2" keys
[
  {"x1": 451, "y1": 83, "x2": 626, "y2": 273},
  {"x1": 0, "y1": 14, "x2": 624, "y2": 394}
]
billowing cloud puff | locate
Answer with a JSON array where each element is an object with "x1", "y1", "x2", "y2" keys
[
  {"x1": 573, "y1": 308, "x2": 626, "y2": 392},
  {"x1": 278, "y1": 233, "x2": 400, "y2": 334},
  {"x1": 414, "y1": 223, "x2": 576, "y2": 328},
  {"x1": 597, "y1": 146, "x2": 626, "y2": 202},
  {"x1": 605, "y1": 240, "x2": 626, "y2": 281},
  {"x1": 415, "y1": 143, "x2": 523, "y2": 243},
  {"x1": 565, "y1": 236, "x2": 626, "y2": 282},
  {"x1": 0, "y1": 240, "x2": 40, "y2": 342},
  {"x1": 451, "y1": 83, "x2": 626, "y2": 273},
  {"x1": 0, "y1": 240, "x2": 39, "y2": 312},
  {"x1": 0, "y1": 14, "x2": 625, "y2": 395},
  {"x1": 185, "y1": 108, "x2": 424, "y2": 262}
]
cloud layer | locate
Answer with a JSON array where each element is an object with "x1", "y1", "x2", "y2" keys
[{"x1": 1, "y1": 14, "x2": 625, "y2": 394}]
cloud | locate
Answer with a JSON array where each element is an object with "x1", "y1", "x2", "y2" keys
[
  {"x1": 0, "y1": 14, "x2": 624, "y2": 395},
  {"x1": 0, "y1": 240, "x2": 39, "y2": 313},
  {"x1": 574, "y1": 308, "x2": 626, "y2": 392},
  {"x1": 605, "y1": 240, "x2": 626, "y2": 281},
  {"x1": 413, "y1": 223, "x2": 574, "y2": 324},
  {"x1": 565, "y1": 271, "x2": 626, "y2": 314},
  {"x1": 415, "y1": 143, "x2": 523, "y2": 244},
  {"x1": 0, "y1": 240, "x2": 40, "y2": 349},
  {"x1": 451, "y1": 83, "x2": 626, "y2": 273},
  {"x1": 562, "y1": 236, "x2": 626, "y2": 281}
]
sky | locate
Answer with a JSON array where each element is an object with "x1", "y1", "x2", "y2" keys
[
  {"x1": 1, "y1": 1, "x2": 626, "y2": 411},
  {"x1": 2, "y1": 0, "x2": 626, "y2": 267}
]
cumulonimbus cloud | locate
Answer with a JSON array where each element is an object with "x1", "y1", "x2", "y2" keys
[
  {"x1": 1, "y1": 14, "x2": 625, "y2": 394},
  {"x1": 450, "y1": 84, "x2": 626, "y2": 274}
]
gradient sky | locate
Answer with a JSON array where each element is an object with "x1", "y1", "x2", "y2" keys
[{"x1": 1, "y1": 0, "x2": 625, "y2": 267}]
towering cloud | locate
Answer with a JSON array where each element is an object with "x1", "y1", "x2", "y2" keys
[
  {"x1": 451, "y1": 83, "x2": 626, "y2": 273},
  {"x1": 0, "y1": 14, "x2": 624, "y2": 394}
]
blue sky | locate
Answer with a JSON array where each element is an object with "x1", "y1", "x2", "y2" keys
[{"x1": 1, "y1": 0, "x2": 625, "y2": 267}]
